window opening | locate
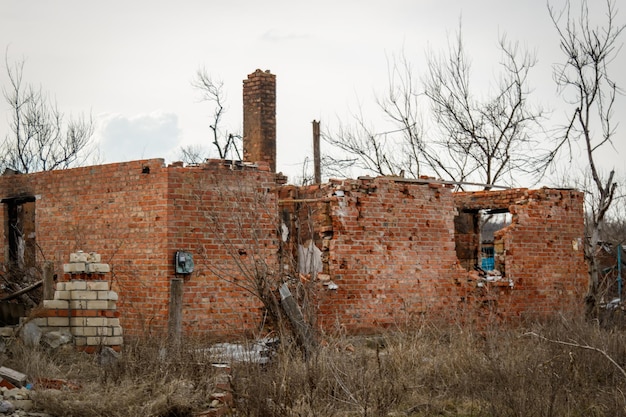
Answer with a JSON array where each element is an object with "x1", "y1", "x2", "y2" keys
[
  {"x1": 479, "y1": 210, "x2": 511, "y2": 275},
  {"x1": 454, "y1": 208, "x2": 510, "y2": 276}
]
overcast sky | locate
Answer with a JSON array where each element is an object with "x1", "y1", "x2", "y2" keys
[{"x1": 0, "y1": 0, "x2": 624, "y2": 185}]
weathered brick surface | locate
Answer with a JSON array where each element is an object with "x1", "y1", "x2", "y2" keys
[
  {"x1": 0, "y1": 160, "x2": 169, "y2": 336},
  {"x1": 0, "y1": 159, "x2": 280, "y2": 338},
  {"x1": 0, "y1": 155, "x2": 587, "y2": 338},
  {"x1": 280, "y1": 179, "x2": 587, "y2": 332},
  {"x1": 166, "y1": 159, "x2": 279, "y2": 337},
  {"x1": 455, "y1": 188, "x2": 588, "y2": 319},
  {"x1": 281, "y1": 178, "x2": 468, "y2": 331}
]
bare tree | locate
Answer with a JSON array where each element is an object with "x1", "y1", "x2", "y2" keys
[
  {"x1": 323, "y1": 55, "x2": 424, "y2": 179},
  {"x1": 324, "y1": 29, "x2": 547, "y2": 190},
  {"x1": 323, "y1": 109, "x2": 409, "y2": 178},
  {"x1": 1, "y1": 57, "x2": 94, "y2": 173},
  {"x1": 378, "y1": 54, "x2": 428, "y2": 179},
  {"x1": 548, "y1": 0, "x2": 624, "y2": 313},
  {"x1": 423, "y1": 30, "x2": 548, "y2": 189},
  {"x1": 185, "y1": 68, "x2": 241, "y2": 163},
  {"x1": 178, "y1": 144, "x2": 207, "y2": 165}
]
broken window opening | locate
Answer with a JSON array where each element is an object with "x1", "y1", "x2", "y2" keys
[
  {"x1": 454, "y1": 208, "x2": 511, "y2": 277},
  {"x1": 479, "y1": 209, "x2": 511, "y2": 276}
]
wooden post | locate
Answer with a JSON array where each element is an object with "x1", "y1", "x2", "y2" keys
[
  {"x1": 43, "y1": 261, "x2": 55, "y2": 301},
  {"x1": 279, "y1": 284, "x2": 316, "y2": 357},
  {"x1": 312, "y1": 120, "x2": 321, "y2": 184},
  {"x1": 168, "y1": 278, "x2": 184, "y2": 346}
]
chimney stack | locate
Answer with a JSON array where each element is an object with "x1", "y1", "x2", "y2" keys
[{"x1": 243, "y1": 69, "x2": 276, "y2": 172}]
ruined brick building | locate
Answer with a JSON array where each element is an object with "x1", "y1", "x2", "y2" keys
[{"x1": 0, "y1": 70, "x2": 587, "y2": 338}]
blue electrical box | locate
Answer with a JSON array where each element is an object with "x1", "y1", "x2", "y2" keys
[{"x1": 175, "y1": 251, "x2": 194, "y2": 274}]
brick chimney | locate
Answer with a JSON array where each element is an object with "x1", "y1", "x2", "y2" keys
[{"x1": 243, "y1": 69, "x2": 276, "y2": 172}]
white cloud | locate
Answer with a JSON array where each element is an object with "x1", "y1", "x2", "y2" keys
[{"x1": 94, "y1": 111, "x2": 181, "y2": 164}]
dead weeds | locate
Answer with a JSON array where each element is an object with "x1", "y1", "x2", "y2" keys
[{"x1": 3, "y1": 316, "x2": 626, "y2": 416}]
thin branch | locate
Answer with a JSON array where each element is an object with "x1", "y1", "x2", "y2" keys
[
  {"x1": 190, "y1": 68, "x2": 242, "y2": 162},
  {"x1": 524, "y1": 331, "x2": 626, "y2": 379}
]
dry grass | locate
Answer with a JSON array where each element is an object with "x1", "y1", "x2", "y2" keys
[{"x1": 4, "y1": 315, "x2": 626, "y2": 416}]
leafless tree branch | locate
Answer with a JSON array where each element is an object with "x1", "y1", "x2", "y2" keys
[
  {"x1": 548, "y1": 0, "x2": 625, "y2": 314},
  {"x1": 324, "y1": 26, "x2": 547, "y2": 191},
  {"x1": 1, "y1": 54, "x2": 94, "y2": 173},
  {"x1": 187, "y1": 68, "x2": 242, "y2": 162},
  {"x1": 424, "y1": 27, "x2": 548, "y2": 189},
  {"x1": 525, "y1": 331, "x2": 626, "y2": 380}
]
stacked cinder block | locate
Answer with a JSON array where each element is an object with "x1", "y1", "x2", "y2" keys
[
  {"x1": 33, "y1": 252, "x2": 122, "y2": 353},
  {"x1": 62, "y1": 250, "x2": 111, "y2": 275}
]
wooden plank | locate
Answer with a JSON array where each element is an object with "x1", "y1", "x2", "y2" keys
[
  {"x1": 0, "y1": 366, "x2": 27, "y2": 388},
  {"x1": 0, "y1": 280, "x2": 42, "y2": 302},
  {"x1": 279, "y1": 284, "x2": 316, "y2": 358}
]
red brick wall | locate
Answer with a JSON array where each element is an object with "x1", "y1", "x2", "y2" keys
[
  {"x1": 280, "y1": 178, "x2": 468, "y2": 332},
  {"x1": 167, "y1": 159, "x2": 279, "y2": 337},
  {"x1": 0, "y1": 159, "x2": 170, "y2": 335},
  {"x1": 0, "y1": 161, "x2": 587, "y2": 337},
  {"x1": 280, "y1": 180, "x2": 588, "y2": 332},
  {"x1": 0, "y1": 159, "x2": 280, "y2": 338},
  {"x1": 323, "y1": 178, "x2": 467, "y2": 331},
  {"x1": 455, "y1": 188, "x2": 588, "y2": 319}
]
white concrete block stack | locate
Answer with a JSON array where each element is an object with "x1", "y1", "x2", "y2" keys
[{"x1": 31, "y1": 251, "x2": 123, "y2": 353}]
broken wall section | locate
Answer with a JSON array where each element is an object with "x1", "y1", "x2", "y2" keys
[
  {"x1": 281, "y1": 181, "x2": 589, "y2": 333},
  {"x1": 454, "y1": 188, "x2": 588, "y2": 318},
  {"x1": 279, "y1": 184, "x2": 332, "y2": 278},
  {"x1": 281, "y1": 177, "x2": 468, "y2": 333}
]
